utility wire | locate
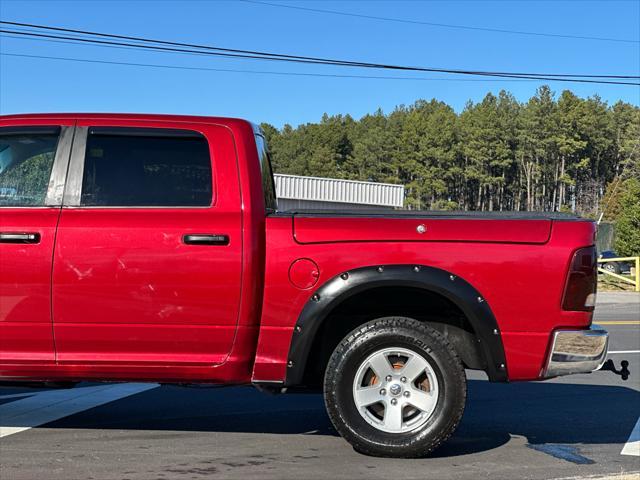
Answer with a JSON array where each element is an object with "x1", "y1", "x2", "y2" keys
[
  {"x1": 0, "y1": 30, "x2": 232, "y2": 59},
  {"x1": 0, "y1": 52, "x2": 539, "y2": 82},
  {"x1": 1, "y1": 20, "x2": 638, "y2": 80},
  {"x1": 240, "y1": 0, "x2": 640, "y2": 45},
  {"x1": 0, "y1": 25, "x2": 638, "y2": 85}
]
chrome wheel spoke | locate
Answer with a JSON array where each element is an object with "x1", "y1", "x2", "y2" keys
[
  {"x1": 406, "y1": 388, "x2": 437, "y2": 414},
  {"x1": 399, "y1": 354, "x2": 429, "y2": 383},
  {"x1": 368, "y1": 352, "x2": 394, "y2": 380},
  {"x1": 354, "y1": 385, "x2": 382, "y2": 408},
  {"x1": 383, "y1": 401, "x2": 404, "y2": 431}
]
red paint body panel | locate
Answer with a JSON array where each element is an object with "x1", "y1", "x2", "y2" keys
[
  {"x1": 53, "y1": 118, "x2": 243, "y2": 365},
  {"x1": 0, "y1": 113, "x2": 597, "y2": 386},
  {"x1": 0, "y1": 117, "x2": 75, "y2": 363},
  {"x1": 0, "y1": 208, "x2": 59, "y2": 363},
  {"x1": 288, "y1": 258, "x2": 320, "y2": 290},
  {"x1": 294, "y1": 217, "x2": 552, "y2": 244}
]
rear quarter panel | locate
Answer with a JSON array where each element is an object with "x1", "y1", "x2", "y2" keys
[{"x1": 253, "y1": 216, "x2": 596, "y2": 382}]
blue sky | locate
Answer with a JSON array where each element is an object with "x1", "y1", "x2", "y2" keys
[{"x1": 0, "y1": 0, "x2": 638, "y2": 128}]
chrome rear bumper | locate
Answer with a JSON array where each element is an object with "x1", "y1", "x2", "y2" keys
[{"x1": 543, "y1": 325, "x2": 609, "y2": 378}]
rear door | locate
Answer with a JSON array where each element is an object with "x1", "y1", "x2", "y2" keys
[
  {"x1": 52, "y1": 119, "x2": 242, "y2": 365},
  {"x1": 0, "y1": 119, "x2": 73, "y2": 363}
]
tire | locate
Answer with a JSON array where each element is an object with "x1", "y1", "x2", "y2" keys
[
  {"x1": 323, "y1": 316, "x2": 466, "y2": 458},
  {"x1": 603, "y1": 262, "x2": 621, "y2": 274}
]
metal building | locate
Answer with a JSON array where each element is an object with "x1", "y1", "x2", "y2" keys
[{"x1": 274, "y1": 174, "x2": 404, "y2": 211}]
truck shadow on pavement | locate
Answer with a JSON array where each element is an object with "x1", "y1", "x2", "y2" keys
[
  {"x1": 2, "y1": 379, "x2": 638, "y2": 458},
  {"x1": 433, "y1": 379, "x2": 639, "y2": 457}
]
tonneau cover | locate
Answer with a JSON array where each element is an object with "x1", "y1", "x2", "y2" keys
[{"x1": 286, "y1": 210, "x2": 571, "y2": 244}]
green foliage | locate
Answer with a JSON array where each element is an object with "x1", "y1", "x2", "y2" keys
[
  {"x1": 263, "y1": 87, "x2": 640, "y2": 213},
  {"x1": 0, "y1": 152, "x2": 54, "y2": 205},
  {"x1": 613, "y1": 178, "x2": 640, "y2": 257}
]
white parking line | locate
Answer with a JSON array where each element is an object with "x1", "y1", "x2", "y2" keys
[
  {"x1": 0, "y1": 383, "x2": 158, "y2": 438},
  {"x1": 621, "y1": 416, "x2": 640, "y2": 456},
  {"x1": 608, "y1": 350, "x2": 640, "y2": 354}
]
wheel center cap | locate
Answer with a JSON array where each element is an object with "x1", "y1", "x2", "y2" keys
[{"x1": 389, "y1": 383, "x2": 402, "y2": 396}]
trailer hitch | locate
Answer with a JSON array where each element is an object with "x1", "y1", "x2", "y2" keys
[{"x1": 599, "y1": 359, "x2": 630, "y2": 380}]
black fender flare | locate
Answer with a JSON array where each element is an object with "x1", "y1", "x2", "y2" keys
[{"x1": 284, "y1": 264, "x2": 508, "y2": 385}]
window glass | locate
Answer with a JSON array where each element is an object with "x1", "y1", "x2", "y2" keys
[
  {"x1": 0, "y1": 127, "x2": 59, "y2": 206},
  {"x1": 81, "y1": 128, "x2": 212, "y2": 207},
  {"x1": 255, "y1": 134, "x2": 277, "y2": 212}
]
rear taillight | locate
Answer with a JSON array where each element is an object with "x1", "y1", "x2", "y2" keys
[{"x1": 562, "y1": 246, "x2": 597, "y2": 311}]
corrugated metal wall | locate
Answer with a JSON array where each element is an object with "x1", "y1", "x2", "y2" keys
[
  {"x1": 274, "y1": 174, "x2": 404, "y2": 209},
  {"x1": 277, "y1": 198, "x2": 397, "y2": 211}
]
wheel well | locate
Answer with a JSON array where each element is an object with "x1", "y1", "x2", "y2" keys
[{"x1": 301, "y1": 286, "x2": 487, "y2": 387}]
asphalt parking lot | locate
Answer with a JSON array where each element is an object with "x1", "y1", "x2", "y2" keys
[{"x1": 0, "y1": 293, "x2": 638, "y2": 480}]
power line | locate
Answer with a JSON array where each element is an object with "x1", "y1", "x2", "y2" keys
[
  {"x1": 240, "y1": 0, "x2": 640, "y2": 44},
  {"x1": 0, "y1": 52, "x2": 540, "y2": 82},
  {"x1": 0, "y1": 30, "x2": 232, "y2": 60},
  {"x1": 1, "y1": 20, "x2": 638, "y2": 80},
  {"x1": 0, "y1": 23, "x2": 638, "y2": 86}
]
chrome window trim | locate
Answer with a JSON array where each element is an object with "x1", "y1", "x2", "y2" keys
[
  {"x1": 61, "y1": 205, "x2": 213, "y2": 210},
  {"x1": 63, "y1": 126, "x2": 87, "y2": 206},
  {"x1": 45, "y1": 126, "x2": 74, "y2": 206}
]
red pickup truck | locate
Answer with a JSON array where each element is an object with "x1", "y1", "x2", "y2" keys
[{"x1": 0, "y1": 114, "x2": 609, "y2": 457}]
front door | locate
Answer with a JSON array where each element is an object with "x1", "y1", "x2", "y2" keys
[
  {"x1": 52, "y1": 119, "x2": 242, "y2": 366},
  {"x1": 0, "y1": 120, "x2": 73, "y2": 363}
]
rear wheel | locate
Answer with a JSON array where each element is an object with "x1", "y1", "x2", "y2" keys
[{"x1": 323, "y1": 317, "x2": 466, "y2": 458}]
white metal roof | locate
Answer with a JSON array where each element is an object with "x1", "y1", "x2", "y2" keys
[{"x1": 274, "y1": 174, "x2": 404, "y2": 208}]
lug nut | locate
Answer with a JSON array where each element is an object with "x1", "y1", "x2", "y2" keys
[
  {"x1": 403, "y1": 391, "x2": 410, "y2": 397},
  {"x1": 390, "y1": 398, "x2": 398, "y2": 405},
  {"x1": 379, "y1": 388, "x2": 386, "y2": 396},
  {"x1": 385, "y1": 375, "x2": 392, "y2": 382},
  {"x1": 400, "y1": 376, "x2": 407, "y2": 383}
]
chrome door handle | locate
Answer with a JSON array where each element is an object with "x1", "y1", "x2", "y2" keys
[{"x1": 0, "y1": 232, "x2": 41, "y2": 244}]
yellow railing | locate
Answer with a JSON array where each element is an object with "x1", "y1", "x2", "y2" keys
[{"x1": 597, "y1": 256, "x2": 640, "y2": 292}]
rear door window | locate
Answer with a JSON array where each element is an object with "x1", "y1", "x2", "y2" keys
[
  {"x1": 80, "y1": 127, "x2": 212, "y2": 207},
  {"x1": 0, "y1": 127, "x2": 60, "y2": 206}
]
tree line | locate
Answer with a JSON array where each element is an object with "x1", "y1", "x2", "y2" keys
[{"x1": 261, "y1": 86, "x2": 640, "y2": 217}]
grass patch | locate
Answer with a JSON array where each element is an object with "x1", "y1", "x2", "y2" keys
[{"x1": 598, "y1": 274, "x2": 637, "y2": 292}]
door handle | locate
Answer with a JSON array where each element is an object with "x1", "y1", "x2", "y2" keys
[
  {"x1": 0, "y1": 232, "x2": 41, "y2": 244},
  {"x1": 182, "y1": 234, "x2": 229, "y2": 246}
]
